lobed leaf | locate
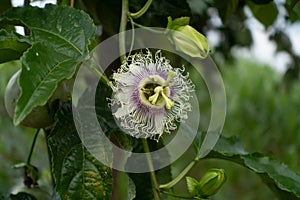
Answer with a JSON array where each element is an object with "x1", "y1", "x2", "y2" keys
[
  {"x1": 204, "y1": 136, "x2": 300, "y2": 199},
  {"x1": 48, "y1": 103, "x2": 113, "y2": 200},
  {"x1": 0, "y1": 4, "x2": 96, "y2": 125}
]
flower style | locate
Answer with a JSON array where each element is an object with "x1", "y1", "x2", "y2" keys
[{"x1": 110, "y1": 50, "x2": 194, "y2": 140}]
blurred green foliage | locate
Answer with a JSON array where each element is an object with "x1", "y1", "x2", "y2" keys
[{"x1": 221, "y1": 59, "x2": 300, "y2": 172}]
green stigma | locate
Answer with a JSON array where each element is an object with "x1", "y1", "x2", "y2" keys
[
  {"x1": 146, "y1": 71, "x2": 176, "y2": 110},
  {"x1": 148, "y1": 86, "x2": 174, "y2": 109}
]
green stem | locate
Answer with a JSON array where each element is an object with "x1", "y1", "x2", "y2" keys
[
  {"x1": 142, "y1": 139, "x2": 160, "y2": 200},
  {"x1": 127, "y1": 17, "x2": 135, "y2": 58},
  {"x1": 130, "y1": 0, "x2": 153, "y2": 19},
  {"x1": 160, "y1": 190, "x2": 195, "y2": 199},
  {"x1": 87, "y1": 62, "x2": 110, "y2": 86},
  {"x1": 44, "y1": 129, "x2": 55, "y2": 188},
  {"x1": 26, "y1": 129, "x2": 40, "y2": 165},
  {"x1": 159, "y1": 159, "x2": 198, "y2": 189},
  {"x1": 70, "y1": 0, "x2": 74, "y2": 7},
  {"x1": 119, "y1": 0, "x2": 129, "y2": 63},
  {"x1": 24, "y1": 0, "x2": 30, "y2": 35},
  {"x1": 132, "y1": 21, "x2": 164, "y2": 34}
]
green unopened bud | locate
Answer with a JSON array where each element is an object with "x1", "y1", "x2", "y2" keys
[
  {"x1": 198, "y1": 168, "x2": 226, "y2": 198},
  {"x1": 166, "y1": 16, "x2": 210, "y2": 59}
]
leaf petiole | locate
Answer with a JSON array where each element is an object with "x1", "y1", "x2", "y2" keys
[
  {"x1": 160, "y1": 190, "x2": 199, "y2": 199},
  {"x1": 159, "y1": 158, "x2": 198, "y2": 189},
  {"x1": 87, "y1": 61, "x2": 110, "y2": 86},
  {"x1": 131, "y1": 21, "x2": 164, "y2": 34}
]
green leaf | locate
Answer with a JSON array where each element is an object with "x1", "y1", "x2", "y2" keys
[
  {"x1": 0, "y1": 30, "x2": 31, "y2": 63},
  {"x1": 247, "y1": 0, "x2": 278, "y2": 28},
  {"x1": 205, "y1": 136, "x2": 300, "y2": 199},
  {"x1": 0, "y1": 4, "x2": 96, "y2": 125},
  {"x1": 48, "y1": 103, "x2": 113, "y2": 200},
  {"x1": 215, "y1": 0, "x2": 239, "y2": 25},
  {"x1": 192, "y1": 132, "x2": 246, "y2": 159},
  {"x1": 209, "y1": 135, "x2": 247, "y2": 156},
  {"x1": 285, "y1": 0, "x2": 300, "y2": 22},
  {"x1": 0, "y1": 0, "x2": 11, "y2": 15}
]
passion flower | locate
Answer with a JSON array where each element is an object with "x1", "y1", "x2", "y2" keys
[{"x1": 110, "y1": 50, "x2": 194, "y2": 140}]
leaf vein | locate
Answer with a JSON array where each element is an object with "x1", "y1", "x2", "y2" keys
[{"x1": 32, "y1": 27, "x2": 83, "y2": 55}]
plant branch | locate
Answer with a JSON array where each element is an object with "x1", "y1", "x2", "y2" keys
[
  {"x1": 142, "y1": 139, "x2": 160, "y2": 200},
  {"x1": 70, "y1": 0, "x2": 74, "y2": 7},
  {"x1": 23, "y1": 0, "x2": 30, "y2": 35},
  {"x1": 119, "y1": 0, "x2": 129, "y2": 63},
  {"x1": 43, "y1": 129, "x2": 56, "y2": 189},
  {"x1": 87, "y1": 61, "x2": 110, "y2": 86},
  {"x1": 130, "y1": 0, "x2": 153, "y2": 19},
  {"x1": 159, "y1": 159, "x2": 198, "y2": 189},
  {"x1": 27, "y1": 129, "x2": 40, "y2": 165}
]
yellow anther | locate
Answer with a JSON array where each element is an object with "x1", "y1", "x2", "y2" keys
[
  {"x1": 148, "y1": 86, "x2": 174, "y2": 109},
  {"x1": 161, "y1": 91, "x2": 174, "y2": 109}
]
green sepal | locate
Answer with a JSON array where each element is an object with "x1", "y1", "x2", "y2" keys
[
  {"x1": 186, "y1": 176, "x2": 199, "y2": 195},
  {"x1": 166, "y1": 16, "x2": 190, "y2": 31}
]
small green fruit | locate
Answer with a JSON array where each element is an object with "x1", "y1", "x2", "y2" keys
[{"x1": 4, "y1": 70, "x2": 68, "y2": 128}]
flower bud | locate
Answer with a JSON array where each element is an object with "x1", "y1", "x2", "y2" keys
[
  {"x1": 166, "y1": 17, "x2": 210, "y2": 59},
  {"x1": 198, "y1": 168, "x2": 226, "y2": 198}
]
